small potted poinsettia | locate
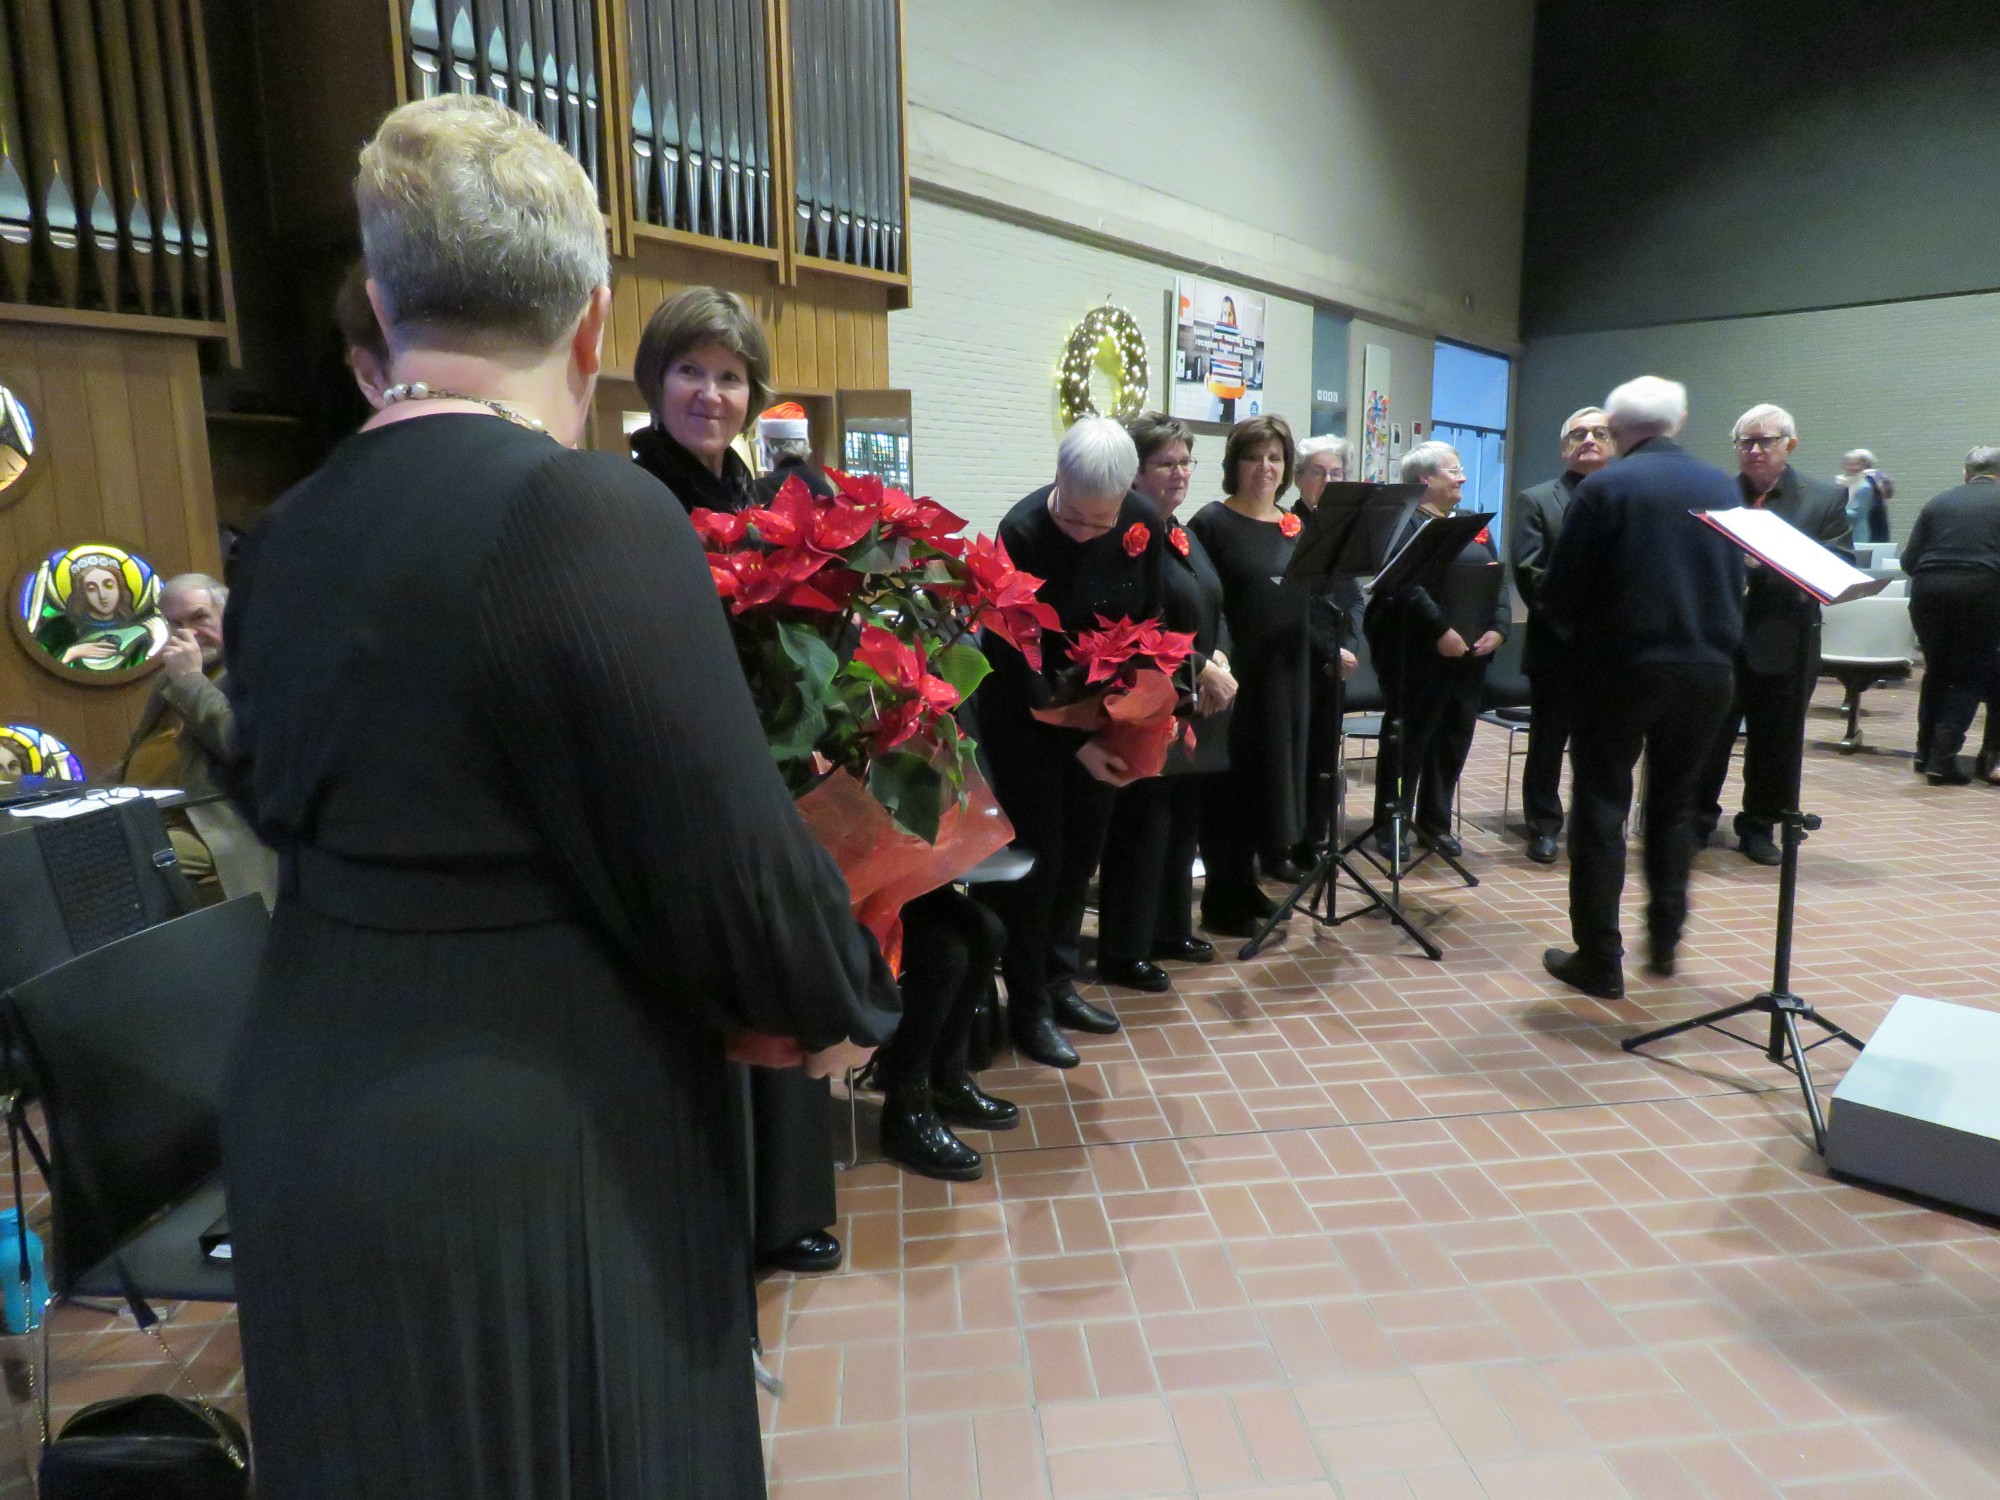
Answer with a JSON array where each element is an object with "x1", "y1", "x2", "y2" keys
[{"x1": 1029, "y1": 613, "x2": 1198, "y2": 779}]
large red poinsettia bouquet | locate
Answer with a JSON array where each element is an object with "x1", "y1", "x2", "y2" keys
[
  {"x1": 1030, "y1": 614, "x2": 1198, "y2": 779},
  {"x1": 691, "y1": 469, "x2": 1056, "y2": 967}
]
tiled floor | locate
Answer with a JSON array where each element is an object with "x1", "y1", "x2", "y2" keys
[{"x1": 8, "y1": 676, "x2": 2000, "y2": 1497}]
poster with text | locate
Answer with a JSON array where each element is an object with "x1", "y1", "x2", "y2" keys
[{"x1": 1171, "y1": 278, "x2": 1267, "y2": 424}]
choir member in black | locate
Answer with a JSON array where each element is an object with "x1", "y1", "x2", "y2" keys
[
  {"x1": 1690, "y1": 402, "x2": 1853, "y2": 865},
  {"x1": 1189, "y1": 416, "x2": 1314, "y2": 935},
  {"x1": 1291, "y1": 436, "x2": 1361, "y2": 864},
  {"x1": 1511, "y1": 406, "x2": 1612, "y2": 864},
  {"x1": 980, "y1": 417, "x2": 1170, "y2": 1068},
  {"x1": 1095, "y1": 412, "x2": 1238, "y2": 990},
  {"x1": 630, "y1": 285, "x2": 842, "y2": 1276},
  {"x1": 222, "y1": 97, "x2": 896, "y2": 1500},
  {"x1": 1363, "y1": 441, "x2": 1508, "y2": 862},
  {"x1": 1540, "y1": 377, "x2": 1745, "y2": 999},
  {"x1": 1903, "y1": 445, "x2": 2000, "y2": 784}
]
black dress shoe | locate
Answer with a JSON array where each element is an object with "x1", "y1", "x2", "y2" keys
[
  {"x1": 1542, "y1": 947, "x2": 1625, "y2": 1001},
  {"x1": 1098, "y1": 959, "x2": 1171, "y2": 993},
  {"x1": 1260, "y1": 852, "x2": 1308, "y2": 884},
  {"x1": 931, "y1": 1076, "x2": 1020, "y2": 1131},
  {"x1": 1526, "y1": 834, "x2": 1559, "y2": 865},
  {"x1": 1011, "y1": 1015, "x2": 1079, "y2": 1068},
  {"x1": 1736, "y1": 828, "x2": 1782, "y2": 865},
  {"x1": 1050, "y1": 985, "x2": 1121, "y2": 1033},
  {"x1": 1152, "y1": 936, "x2": 1217, "y2": 964},
  {"x1": 880, "y1": 1094, "x2": 984, "y2": 1182},
  {"x1": 1644, "y1": 940, "x2": 1676, "y2": 978},
  {"x1": 1912, "y1": 752, "x2": 1931, "y2": 775},
  {"x1": 1420, "y1": 828, "x2": 1464, "y2": 858},
  {"x1": 1928, "y1": 758, "x2": 1973, "y2": 786},
  {"x1": 761, "y1": 1230, "x2": 842, "y2": 1275},
  {"x1": 1370, "y1": 831, "x2": 1410, "y2": 864},
  {"x1": 1200, "y1": 908, "x2": 1276, "y2": 939}
]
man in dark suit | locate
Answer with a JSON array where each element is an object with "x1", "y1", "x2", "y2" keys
[
  {"x1": 1691, "y1": 403, "x2": 1854, "y2": 865},
  {"x1": 1539, "y1": 377, "x2": 1746, "y2": 1000},
  {"x1": 1511, "y1": 405, "x2": 1614, "y2": 863}
]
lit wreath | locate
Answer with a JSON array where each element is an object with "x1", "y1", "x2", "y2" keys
[{"x1": 1058, "y1": 306, "x2": 1149, "y2": 424}]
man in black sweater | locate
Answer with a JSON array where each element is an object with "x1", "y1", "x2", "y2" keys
[
  {"x1": 1539, "y1": 377, "x2": 1746, "y2": 1000},
  {"x1": 1690, "y1": 404, "x2": 1853, "y2": 864},
  {"x1": 1903, "y1": 445, "x2": 2000, "y2": 782}
]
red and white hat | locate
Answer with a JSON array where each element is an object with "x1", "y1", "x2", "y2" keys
[{"x1": 757, "y1": 401, "x2": 809, "y2": 440}]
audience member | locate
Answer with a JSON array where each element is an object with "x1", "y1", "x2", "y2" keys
[
  {"x1": 1838, "y1": 449, "x2": 1894, "y2": 544},
  {"x1": 1511, "y1": 406, "x2": 1613, "y2": 863},
  {"x1": 1362, "y1": 441, "x2": 1507, "y2": 863},
  {"x1": 221, "y1": 95, "x2": 896, "y2": 1499},
  {"x1": 1540, "y1": 377, "x2": 1746, "y2": 999},
  {"x1": 755, "y1": 400, "x2": 836, "y2": 501},
  {"x1": 630, "y1": 284, "x2": 768, "y2": 513},
  {"x1": 1903, "y1": 445, "x2": 2000, "y2": 784},
  {"x1": 979, "y1": 418, "x2": 1168, "y2": 1068},
  {"x1": 1691, "y1": 403, "x2": 1853, "y2": 865},
  {"x1": 1190, "y1": 415, "x2": 1315, "y2": 934},
  {"x1": 1096, "y1": 411, "x2": 1236, "y2": 989}
]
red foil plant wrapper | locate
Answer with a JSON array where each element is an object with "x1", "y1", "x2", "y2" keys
[
  {"x1": 1030, "y1": 614, "x2": 1199, "y2": 779},
  {"x1": 690, "y1": 469, "x2": 1055, "y2": 974}
]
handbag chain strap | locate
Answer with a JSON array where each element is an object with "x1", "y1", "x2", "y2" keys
[{"x1": 140, "y1": 1317, "x2": 247, "y2": 1471}]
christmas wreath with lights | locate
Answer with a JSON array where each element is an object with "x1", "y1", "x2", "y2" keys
[{"x1": 1058, "y1": 305, "x2": 1150, "y2": 424}]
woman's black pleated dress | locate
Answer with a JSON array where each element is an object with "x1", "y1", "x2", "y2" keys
[{"x1": 221, "y1": 414, "x2": 898, "y2": 1500}]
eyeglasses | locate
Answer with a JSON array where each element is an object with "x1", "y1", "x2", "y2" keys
[
  {"x1": 1564, "y1": 426, "x2": 1611, "y2": 444},
  {"x1": 1147, "y1": 458, "x2": 1199, "y2": 474},
  {"x1": 1735, "y1": 434, "x2": 1789, "y2": 452}
]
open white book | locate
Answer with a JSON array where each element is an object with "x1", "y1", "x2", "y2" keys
[{"x1": 1697, "y1": 506, "x2": 1887, "y2": 606}]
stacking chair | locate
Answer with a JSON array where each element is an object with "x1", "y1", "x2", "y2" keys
[
  {"x1": 1819, "y1": 594, "x2": 1918, "y2": 751},
  {"x1": 1473, "y1": 629, "x2": 1534, "y2": 836},
  {"x1": 4, "y1": 896, "x2": 269, "y2": 1432}
]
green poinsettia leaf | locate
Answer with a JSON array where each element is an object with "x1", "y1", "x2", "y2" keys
[
  {"x1": 867, "y1": 747, "x2": 945, "y2": 843},
  {"x1": 933, "y1": 642, "x2": 991, "y2": 699},
  {"x1": 766, "y1": 691, "x2": 827, "y2": 763}
]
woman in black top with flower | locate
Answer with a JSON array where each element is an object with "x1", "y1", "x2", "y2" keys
[{"x1": 1096, "y1": 412, "x2": 1238, "y2": 989}]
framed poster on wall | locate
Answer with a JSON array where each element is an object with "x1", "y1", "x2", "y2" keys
[
  {"x1": 1360, "y1": 343, "x2": 1392, "y2": 482},
  {"x1": 1171, "y1": 278, "x2": 1266, "y2": 424}
]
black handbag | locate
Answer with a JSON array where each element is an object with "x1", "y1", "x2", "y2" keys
[{"x1": 39, "y1": 1390, "x2": 249, "y2": 1500}]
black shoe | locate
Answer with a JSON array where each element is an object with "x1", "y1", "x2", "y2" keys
[
  {"x1": 1542, "y1": 947, "x2": 1625, "y2": 1001},
  {"x1": 880, "y1": 1092, "x2": 985, "y2": 1181},
  {"x1": 1644, "y1": 935, "x2": 1677, "y2": 978},
  {"x1": 761, "y1": 1230, "x2": 842, "y2": 1275},
  {"x1": 1736, "y1": 827, "x2": 1782, "y2": 866},
  {"x1": 931, "y1": 1076, "x2": 1021, "y2": 1131},
  {"x1": 1526, "y1": 833, "x2": 1559, "y2": 865},
  {"x1": 1243, "y1": 885, "x2": 1280, "y2": 918},
  {"x1": 1260, "y1": 852, "x2": 1308, "y2": 884},
  {"x1": 1152, "y1": 937, "x2": 1216, "y2": 964},
  {"x1": 1929, "y1": 758, "x2": 1973, "y2": 786},
  {"x1": 1200, "y1": 907, "x2": 1277, "y2": 939},
  {"x1": 1011, "y1": 1015, "x2": 1080, "y2": 1069},
  {"x1": 1912, "y1": 752, "x2": 1931, "y2": 775},
  {"x1": 1370, "y1": 831, "x2": 1410, "y2": 864},
  {"x1": 1420, "y1": 828, "x2": 1464, "y2": 859},
  {"x1": 1098, "y1": 958, "x2": 1170, "y2": 993},
  {"x1": 1288, "y1": 839, "x2": 1321, "y2": 870},
  {"x1": 1050, "y1": 984, "x2": 1121, "y2": 1033}
]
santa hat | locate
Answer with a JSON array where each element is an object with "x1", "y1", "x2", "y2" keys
[{"x1": 757, "y1": 401, "x2": 809, "y2": 441}]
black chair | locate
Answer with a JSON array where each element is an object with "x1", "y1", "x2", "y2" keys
[
  {"x1": 1475, "y1": 629, "x2": 1535, "y2": 835},
  {"x1": 5, "y1": 895, "x2": 268, "y2": 1432}
]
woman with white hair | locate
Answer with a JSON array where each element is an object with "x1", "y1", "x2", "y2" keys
[
  {"x1": 1837, "y1": 448, "x2": 1893, "y2": 544},
  {"x1": 222, "y1": 96, "x2": 896, "y2": 1498},
  {"x1": 1293, "y1": 434, "x2": 1353, "y2": 510},
  {"x1": 978, "y1": 416, "x2": 1170, "y2": 1068},
  {"x1": 1361, "y1": 440, "x2": 1507, "y2": 860}
]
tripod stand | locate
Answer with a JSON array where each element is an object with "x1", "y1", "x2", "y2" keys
[{"x1": 1622, "y1": 511, "x2": 1880, "y2": 1154}]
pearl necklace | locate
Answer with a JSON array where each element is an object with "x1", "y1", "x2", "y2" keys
[{"x1": 379, "y1": 381, "x2": 547, "y2": 433}]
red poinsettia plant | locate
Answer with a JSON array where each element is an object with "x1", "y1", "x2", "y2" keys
[{"x1": 1030, "y1": 613, "x2": 1199, "y2": 779}]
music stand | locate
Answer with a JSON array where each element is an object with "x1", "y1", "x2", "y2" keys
[
  {"x1": 1239, "y1": 483, "x2": 1442, "y2": 960},
  {"x1": 1622, "y1": 507, "x2": 1882, "y2": 1153}
]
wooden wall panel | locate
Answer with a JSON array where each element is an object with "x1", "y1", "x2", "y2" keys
[{"x1": 0, "y1": 324, "x2": 222, "y2": 777}]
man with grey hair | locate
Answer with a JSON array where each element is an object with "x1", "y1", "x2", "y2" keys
[
  {"x1": 1538, "y1": 377, "x2": 1745, "y2": 999},
  {"x1": 980, "y1": 417, "x2": 1167, "y2": 1068},
  {"x1": 1900, "y1": 444, "x2": 2000, "y2": 782},
  {"x1": 1690, "y1": 402, "x2": 1853, "y2": 865},
  {"x1": 1511, "y1": 405, "x2": 1615, "y2": 863}
]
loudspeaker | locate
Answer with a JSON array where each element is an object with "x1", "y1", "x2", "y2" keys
[{"x1": 1825, "y1": 995, "x2": 2000, "y2": 1219}]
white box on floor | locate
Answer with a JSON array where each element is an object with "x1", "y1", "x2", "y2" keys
[{"x1": 1825, "y1": 994, "x2": 2000, "y2": 1218}]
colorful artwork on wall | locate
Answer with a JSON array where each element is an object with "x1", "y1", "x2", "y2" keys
[
  {"x1": 1171, "y1": 278, "x2": 1267, "y2": 425},
  {"x1": 13, "y1": 542, "x2": 168, "y2": 682},
  {"x1": 0, "y1": 724, "x2": 84, "y2": 783}
]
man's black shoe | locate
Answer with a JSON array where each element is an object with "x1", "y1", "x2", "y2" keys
[
  {"x1": 1526, "y1": 833, "x2": 1559, "y2": 865},
  {"x1": 1050, "y1": 985, "x2": 1121, "y2": 1034},
  {"x1": 1644, "y1": 936, "x2": 1677, "y2": 978},
  {"x1": 1260, "y1": 852, "x2": 1308, "y2": 884},
  {"x1": 1098, "y1": 959, "x2": 1171, "y2": 993},
  {"x1": 1928, "y1": 758, "x2": 1973, "y2": 786},
  {"x1": 1420, "y1": 828, "x2": 1463, "y2": 859},
  {"x1": 1200, "y1": 909, "x2": 1269, "y2": 939},
  {"x1": 1737, "y1": 828, "x2": 1782, "y2": 866},
  {"x1": 1153, "y1": 936, "x2": 1217, "y2": 964},
  {"x1": 1011, "y1": 1016, "x2": 1080, "y2": 1068},
  {"x1": 762, "y1": 1230, "x2": 842, "y2": 1274},
  {"x1": 879, "y1": 1093, "x2": 984, "y2": 1182},
  {"x1": 931, "y1": 1077, "x2": 1020, "y2": 1131},
  {"x1": 1542, "y1": 947, "x2": 1625, "y2": 1000},
  {"x1": 1370, "y1": 831, "x2": 1410, "y2": 864}
]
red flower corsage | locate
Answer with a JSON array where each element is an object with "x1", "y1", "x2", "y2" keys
[
  {"x1": 1123, "y1": 522, "x2": 1151, "y2": 557},
  {"x1": 1474, "y1": 527, "x2": 1492, "y2": 546},
  {"x1": 1169, "y1": 526, "x2": 1190, "y2": 557},
  {"x1": 1278, "y1": 512, "x2": 1302, "y2": 539}
]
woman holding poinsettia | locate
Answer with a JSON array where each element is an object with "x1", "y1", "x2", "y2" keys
[
  {"x1": 978, "y1": 418, "x2": 1171, "y2": 1069},
  {"x1": 1189, "y1": 414, "x2": 1316, "y2": 937}
]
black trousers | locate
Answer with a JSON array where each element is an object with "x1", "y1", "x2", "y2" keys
[
  {"x1": 750, "y1": 1068, "x2": 836, "y2": 1254},
  {"x1": 877, "y1": 885, "x2": 1003, "y2": 1092},
  {"x1": 1521, "y1": 667, "x2": 1573, "y2": 838},
  {"x1": 1373, "y1": 654, "x2": 1486, "y2": 836},
  {"x1": 1692, "y1": 656, "x2": 1811, "y2": 837},
  {"x1": 1910, "y1": 572, "x2": 2000, "y2": 763},
  {"x1": 981, "y1": 731, "x2": 1117, "y2": 1023},
  {"x1": 1100, "y1": 772, "x2": 1203, "y2": 962},
  {"x1": 1568, "y1": 663, "x2": 1734, "y2": 964}
]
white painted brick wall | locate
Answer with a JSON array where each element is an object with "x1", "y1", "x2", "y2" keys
[{"x1": 888, "y1": 196, "x2": 1316, "y2": 537}]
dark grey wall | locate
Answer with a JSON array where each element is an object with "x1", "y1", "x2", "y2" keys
[{"x1": 1522, "y1": 1, "x2": 2000, "y2": 338}]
